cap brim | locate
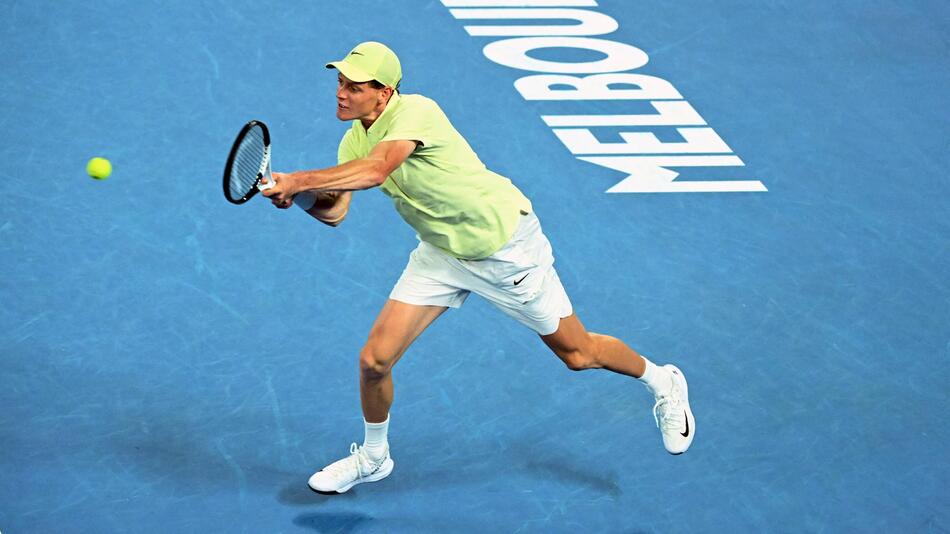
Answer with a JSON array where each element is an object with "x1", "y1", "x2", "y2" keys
[{"x1": 325, "y1": 60, "x2": 374, "y2": 83}]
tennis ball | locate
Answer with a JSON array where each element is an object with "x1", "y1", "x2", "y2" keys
[{"x1": 86, "y1": 157, "x2": 112, "y2": 180}]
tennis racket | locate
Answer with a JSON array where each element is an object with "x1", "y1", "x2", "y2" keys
[{"x1": 222, "y1": 119, "x2": 276, "y2": 204}]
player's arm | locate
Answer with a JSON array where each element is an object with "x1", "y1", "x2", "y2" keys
[
  {"x1": 264, "y1": 139, "x2": 417, "y2": 223},
  {"x1": 293, "y1": 139, "x2": 418, "y2": 193},
  {"x1": 303, "y1": 191, "x2": 352, "y2": 227}
]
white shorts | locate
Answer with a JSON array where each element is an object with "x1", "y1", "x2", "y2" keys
[{"x1": 389, "y1": 212, "x2": 573, "y2": 336}]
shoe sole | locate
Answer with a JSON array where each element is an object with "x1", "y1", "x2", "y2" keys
[
  {"x1": 308, "y1": 457, "x2": 394, "y2": 495},
  {"x1": 665, "y1": 364, "x2": 695, "y2": 455}
]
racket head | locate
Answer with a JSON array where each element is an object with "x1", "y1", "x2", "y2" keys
[{"x1": 223, "y1": 120, "x2": 272, "y2": 204}]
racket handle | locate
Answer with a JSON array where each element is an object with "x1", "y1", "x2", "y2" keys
[{"x1": 258, "y1": 168, "x2": 276, "y2": 191}]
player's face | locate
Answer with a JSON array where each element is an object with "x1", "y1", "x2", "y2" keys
[{"x1": 336, "y1": 74, "x2": 386, "y2": 122}]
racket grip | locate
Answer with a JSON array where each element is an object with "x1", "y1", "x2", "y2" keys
[{"x1": 257, "y1": 169, "x2": 276, "y2": 191}]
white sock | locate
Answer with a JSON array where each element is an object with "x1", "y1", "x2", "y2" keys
[
  {"x1": 638, "y1": 356, "x2": 671, "y2": 396},
  {"x1": 363, "y1": 416, "x2": 390, "y2": 461}
]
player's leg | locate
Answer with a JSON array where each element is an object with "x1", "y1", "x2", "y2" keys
[
  {"x1": 360, "y1": 299, "x2": 448, "y2": 423},
  {"x1": 538, "y1": 312, "x2": 646, "y2": 377},
  {"x1": 540, "y1": 313, "x2": 695, "y2": 454},
  {"x1": 309, "y1": 299, "x2": 447, "y2": 494},
  {"x1": 309, "y1": 238, "x2": 467, "y2": 494},
  {"x1": 458, "y1": 210, "x2": 695, "y2": 454}
]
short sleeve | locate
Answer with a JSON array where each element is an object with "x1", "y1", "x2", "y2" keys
[{"x1": 380, "y1": 96, "x2": 438, "y2": 148}]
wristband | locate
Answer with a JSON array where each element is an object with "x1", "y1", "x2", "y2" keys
[{"x1": 293, "y1": 191, "x2": 317, "y2": 210}]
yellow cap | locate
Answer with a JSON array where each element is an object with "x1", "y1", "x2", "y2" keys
[{"x1": 326, "y1": 41, "x2": 402, "y2": 89}]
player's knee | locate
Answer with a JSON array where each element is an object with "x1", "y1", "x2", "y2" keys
[
  {"x1": 558, "y1": 345, "x2": 599, "y2": 372},
  {"x1": 359, "y1": 345, "x2": 394, "y2": 380},
  {"x1": 559, "y1": 350, "x2": 584, "y2": 371},
  {"x1": 557, "y1": 336, "x2": 600, "y2": 371}
]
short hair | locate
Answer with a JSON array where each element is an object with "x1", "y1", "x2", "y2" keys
[{"x1": 369, "y1": 79, "x2": 400, "y2": 91}]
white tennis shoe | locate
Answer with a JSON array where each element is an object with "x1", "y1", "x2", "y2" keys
[
  {"x1": 652, "y1": 364, "x2": 695, "y2": 455},
  {"x1": 308, "y1": 443, "x2": 394, "y2": 494}
]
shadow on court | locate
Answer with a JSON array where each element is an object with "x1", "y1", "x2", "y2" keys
[
  {"x1": 292, "y1": 511, "x2": 375, "y2": 534},
  {"x1": 279, "y1": 481, "x2": 359, "y2": 506},
  {"x1": 521, "y1": 455, "x2": 623, "y2": 498}
]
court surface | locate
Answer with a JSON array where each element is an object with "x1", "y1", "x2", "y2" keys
[{"x1": 1, "y1": 1, "x2": 948, "y2": 532}]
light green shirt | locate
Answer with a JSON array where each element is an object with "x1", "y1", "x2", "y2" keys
[{"x1": 338, "y1": 92, "x2": 532, "y2": 260}]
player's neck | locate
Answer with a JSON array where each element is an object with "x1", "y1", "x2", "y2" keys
[
  {"x1": 360, "y1": 116, "x2": 378, "y2": 130},
  {"x1": 360, "y1": 93, "x2": 394, "y2": 130}
]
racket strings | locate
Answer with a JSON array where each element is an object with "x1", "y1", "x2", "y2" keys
[{"x1": 229, "y1": 126, "x2": 267, "y2": 199}]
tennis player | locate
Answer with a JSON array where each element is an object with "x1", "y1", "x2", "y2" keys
[{"x1": 262, "y1": 42, "x2": 696, "y2": 494}]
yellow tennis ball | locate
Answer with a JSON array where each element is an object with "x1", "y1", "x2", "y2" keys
[{"x1": 86, "y1": 157, "x2": 112, "y2": 180}]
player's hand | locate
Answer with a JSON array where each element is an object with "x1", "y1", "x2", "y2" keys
[
  {"x1": 261, "y1": 171, "x2": 298, "y2": 206},
  {"x1": 271, "y1": 196, "x2": 293, "y2": 209}
]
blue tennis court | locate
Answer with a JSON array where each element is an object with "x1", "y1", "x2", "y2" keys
[{"x1": 2, "y1": 1, "x2": 947, "y2": 532}]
